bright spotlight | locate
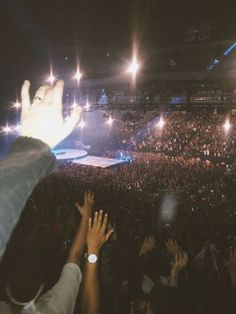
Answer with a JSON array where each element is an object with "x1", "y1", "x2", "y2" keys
[
  {"x1": 85, "y1": 99, "x2": 90, "y2": 111},
  {"x1": 157, "y1": 117, "x2": 165, "y2": 129},
  {"x1": 2, "y1": 125, "x2": 12, "y2": 134},
  {"x1": 71, "y1": 100, "x2": 78, "y2": 109},
  {"x1": 13, "y1": 101, "x2": 21, "y2": 109},
  {"x1": 73, "y1": 70, "x2": 83, "y2": 82},
  {"x1": 223, "y1": 120, "x2": 231, "y2": 133},
  {"x1": 106, "y1": 116, "x2": 114, "y2": 126},
  {"x1": 47, "y1": 72, "x2": 56, "y2": 85},
  {"x1": 127, "y1": 57, "x2": 140, "y2": 77},
  {"x1": 78, "y1": 120, "x2": 85, "y2": 129}
]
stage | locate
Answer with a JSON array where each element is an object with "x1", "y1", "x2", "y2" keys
[
  {"x1": 53, "y1": 148, "x2": 126, "y2": 168},
  {"x1": 72, "y1": 155, "x2": 126, "y2": 168},
  {"x1": 52, "y1": 149, "x2": 88, "y2": 160}
]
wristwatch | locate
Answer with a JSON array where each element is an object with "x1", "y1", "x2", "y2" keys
[{"x1": 87, "y1": 253, "x2": 98, "y2": 264}]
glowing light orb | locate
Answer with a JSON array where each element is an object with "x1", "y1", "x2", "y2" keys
[
  {"x1": 78, "y1": 120, "x2": 85, "y2": 129},
  {"x1": 84, "y1": 99, "x2": 90, "y2": 111},
  {"x1": 71, "y1": 100, "x2": 78, "y2": 109},
  {"x1": 223, "y1": 120, "x2": 231, "y2": 132},
  {"x1": 47, "y1": 73, "x2": 56, "y2": 85},
  {"x1": 73, "y1": 70, "x2": 83, "y2": 82},
  {"x1": 127, "y1": 58, "x2": 140, "y2": 77},
  {"x1": 157, "y1": 117, "x2": 165, "y2": 129},
  {"x1": 106, "y1": 116, "x2": 114, "y2": 126},
  {"x1": 2, "y1": 125, "x2": 11, "y2": 134},
  {"x1": 13, "y1": 101, "x2": 21, "y2": 109}
]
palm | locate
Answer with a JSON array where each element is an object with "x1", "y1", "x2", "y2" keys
[{"x1": 20, "y1": 80, "x2": 81, "y2": 148}]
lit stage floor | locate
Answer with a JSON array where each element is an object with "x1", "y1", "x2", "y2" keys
[
  {"x1": 72, "y1": 155, "x2": 126, "y2": 168},
  {"x1": 52, "y1": 149, "x2": 88, "y2": 160},
  {"x1": 53, "y1": 148, "x2": 125, "y2": 168}
]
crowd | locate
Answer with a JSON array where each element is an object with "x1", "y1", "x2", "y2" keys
[
  {"x1": 0, "y1": 79, "x2": 236, "y2": 314},
  {"x1": 112, "y1": 111, "x2": 236, "y2": 162},
  {"x1": 1, "y1": 149, "x2": 235, "y2": 313}
]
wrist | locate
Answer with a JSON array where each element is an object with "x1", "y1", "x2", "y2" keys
[
  {"x1": 171, "y1": 269, "x2": 179, "y2": 277},
  {"x1": 87, "y1": 247, "x2": 100, "y2": 255},
  {"x1": 170, "y1": 270, "x2": 179, "y2": 287},
  {"x1": 81, "y1": 214, "x2": 90, "y2": 220}
]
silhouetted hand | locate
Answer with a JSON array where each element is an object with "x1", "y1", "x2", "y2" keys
[
  {"x1": 170, "y1": 250, "x2": 188, "y2": 287},
  {"x1": 75, "y1": 191, "x2": 94, "y2": 218},
  {"x1": 165, "y1": 239, "x2": 180, "y2": 257},
  {"x1": 171, "y1": 251, "x2": 188, "y2": 275},
  {"x1": 139, "y1": 236, "x2": 156, "y2": 256}
]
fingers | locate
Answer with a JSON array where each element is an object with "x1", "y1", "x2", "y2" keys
[
  {"x1": 166, "y1": 239, "x2": 177, "y2": 248},
  {"x1": 105, "y1": 228, "x2": 114, "y2": 241},
  {"x1": 63, "y1": 106, "x2": 82, "y2": 138},
  {"x1": 93, "y1": 211, "x2": 99, "y2": 227},
  {"x1": 21, "y1": 80, "x2": 31, "y2": 115},
  {"x1": 148, "y1": 236, "x2": 155, "y2": 248},
  {"x1": 52, "y1": 80, "x2": 64, "y2": 109},
  {"x1": 44, "y1": 88, "x2": 54, "y2": 104},
  {"x1": 97, "y1": 210, "x2": 104, "y2": 228},
  {"x1": 101, "y1": 213, "x2": 108, "y2": 233},
  {"x1": 144, "y1": 236, "x2": 155, "y2": 244},
  {"x1": 85, "y1": 190, "x2": 94, "y2": 204},
  {"x1": 88, "y1": 191, "x2": 94, "y2": 202},
  {"x1": 91, "y1": 210, "x2": 109, "y2": 232},
  {"x1": 74, "y1": 202, "x2": 81, "y2": 211},
  {"x1": 175, "y1": 251, "x2": 188, "y2": 267},
  {"x1": 33, "y1": 86, "x2": 50, "y2": 104}
]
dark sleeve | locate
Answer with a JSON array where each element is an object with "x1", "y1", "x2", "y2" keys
[{"x1": 0, "y1": 137, "x2": 56, "y2": 257}]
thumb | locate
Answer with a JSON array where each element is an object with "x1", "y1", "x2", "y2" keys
[
  {"x1": 63, "y1": 106, "x2": 82, "y2": 137},
  {"x1": 21, "y1": 80, "x2": 31, "y2": 115},
  {"x1": 105, "y1": 229, "x2": 114, "y2": 242},
  {"x1": 75, "y1": 202, "x2": 82, "y2": 211}
]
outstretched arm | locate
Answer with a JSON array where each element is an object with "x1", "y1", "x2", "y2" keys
[
  {"x1": 80, "y1": 210, "x2": 114, "y2": 314},
  {"x1": 0, "y1": 80, "x2": 81, "y2": 258},
  {"x1": 67, "y1": 191, "x2": 94, "y2": 265}
]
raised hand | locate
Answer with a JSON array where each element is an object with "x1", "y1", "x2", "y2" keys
[
  {"x1": 170, "y1": 250, "x2": 188, "y2": 287},
  {"x1": 224, "y1": 248, "x2": 236, "y2": 285},
  {"x1": 224, "y1": 248, "x2": 236, "y2": 271},
  {"x1": 75, "y1": 191, "x2": 94, "y2": 218},
  {"x1": 171, "y1": 251, "x2": 188, "y2": 274},
  {"x1": 20, "y1": 80, "x2": 81, "y2": 148},
  {"x1": 165, "y1": 239, "x2": 180, "y2": 257},
  {"x1": 87, "y1": 211, "x2": 114, "y2": 253},
  {"x1": 139, "y1": 236, "x2": 156, "y2": 256}
]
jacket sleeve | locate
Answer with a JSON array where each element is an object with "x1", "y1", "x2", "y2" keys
[
  {"x1": 37, "y1": 263, "x2": 82, "y2": 314},
  {"x1": 0, "y1": 137, "x2": 56, "y2": 257}
]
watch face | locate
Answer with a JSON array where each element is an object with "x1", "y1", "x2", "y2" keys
[{"x1": 88, "y1": 254, "x2": 98, "y2": 263}]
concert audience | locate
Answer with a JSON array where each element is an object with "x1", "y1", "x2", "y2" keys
[
  {"x1": 0, "y1": 81, "x2": 236, "y2": 313},
  {"x1": 112, "y1": 111, "x2": 236, "y2": 161}
]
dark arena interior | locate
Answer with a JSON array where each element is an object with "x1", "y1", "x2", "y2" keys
[{"x1": 0, "y1": 1, "x2": 236, "y2": 313}]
